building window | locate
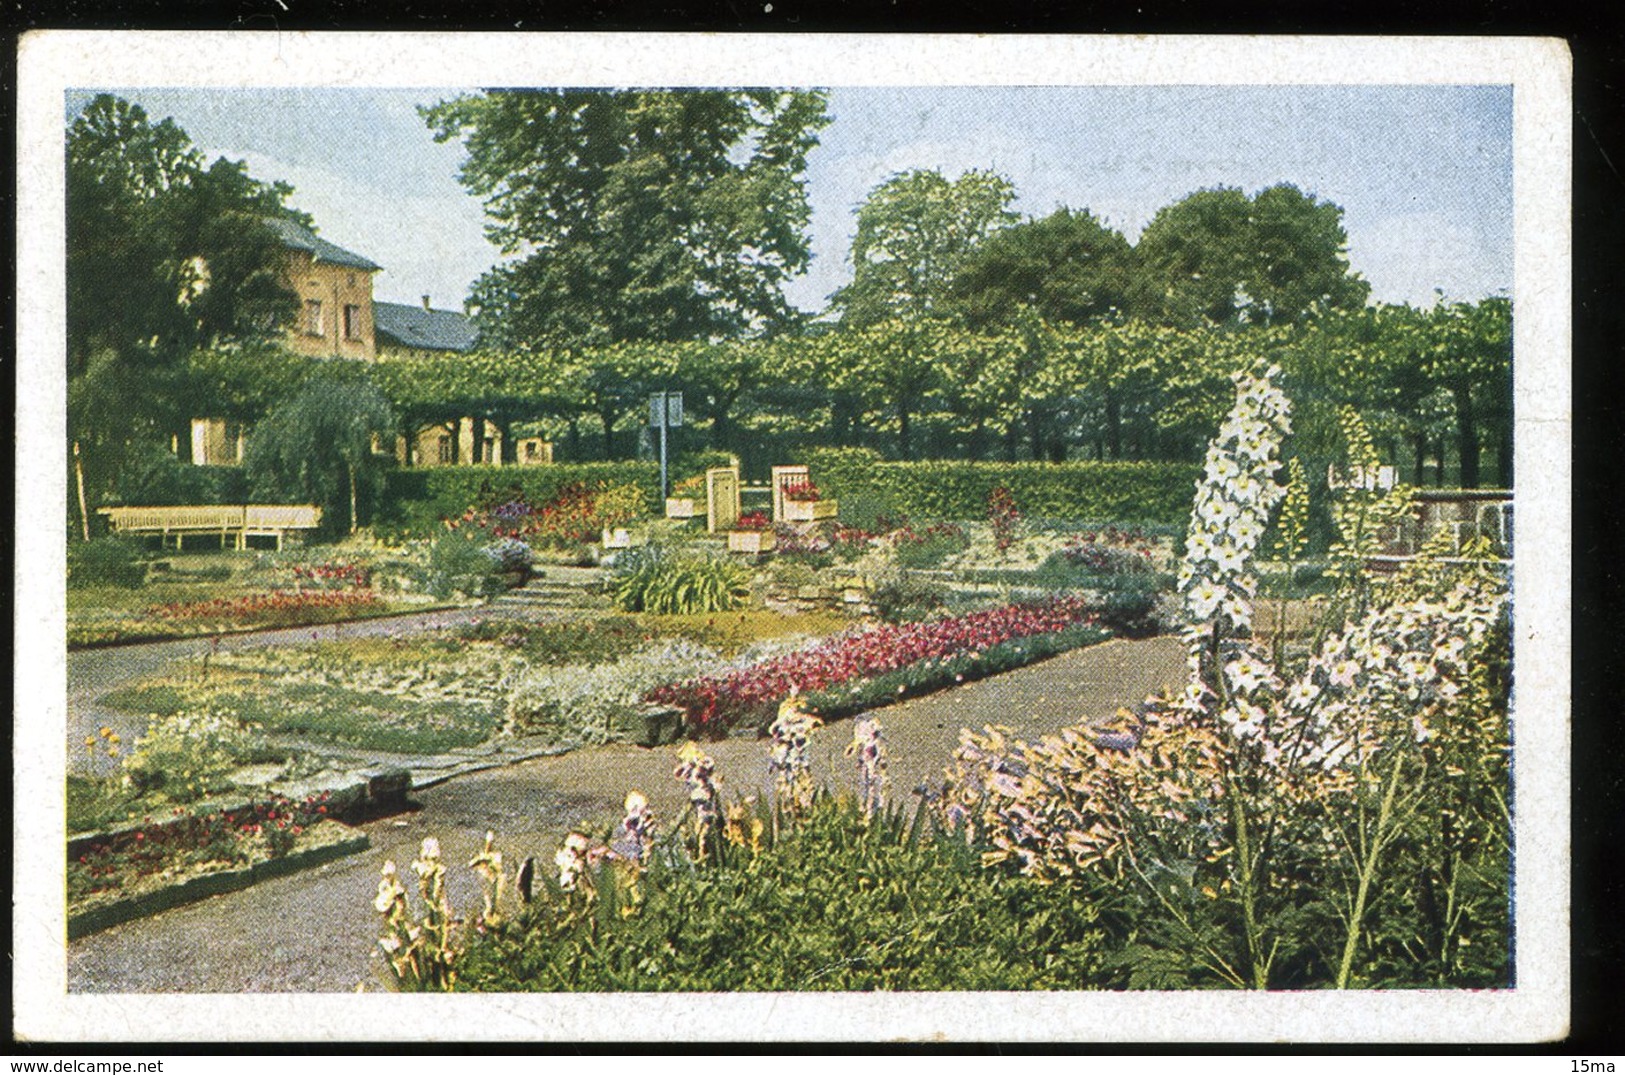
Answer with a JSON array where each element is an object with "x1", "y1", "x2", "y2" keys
[
  {"x1": 343, "y1": 304, "x2": 363, "y2": 340},
  {"x1": 304, "y1": 299, "x2": 324, "y2": 336},
  {"x1": 437, "y1": 435, "x2": 454, "y2": 464}
]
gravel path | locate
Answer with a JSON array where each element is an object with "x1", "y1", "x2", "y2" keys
[{"x1": 66, "y1": 634, "x2": 1187, "y2": 993}]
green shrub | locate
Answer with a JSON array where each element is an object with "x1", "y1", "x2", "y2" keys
[
  {"x1": 67, "y1": 537, "x2": 148, "y2": 589},
  {"x1": 608, "y1": 546, "x2": 751, "y2": 615},
  {"x1": 120, "y1": 708, "x2": 256, "y2": 803},
  {"x1": 425, "y1": 528, "x2": 505, "y2": 599},
  {"x1": 809, "y1": 459, "x2": 1198, "y2": 528},
  {"x1": 378, "y1": 464, "x2": 659, "y2": 538},
  {"x1": 114, "y1": 445, "x2": 250, "y2": 507},
  {"x1": 671, "y1": 447, "x2": 739, "y2": 485},
  {"x1": 504, "y1": 640, "x2": 720, "y2": 741},
  {"x1": 455, "y1": 795, "x2": 1110, "y2": 991}
]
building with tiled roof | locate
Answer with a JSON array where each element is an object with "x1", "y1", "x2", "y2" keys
[
  {"x1": 375, "y1": 298, "x2": 479, "y2": 356},
  {"x1": 192, "y1": 216, "x2": 504, "y2": 468},
  {"x1": 270, "y1": 217, "x2": 382, "y2": 360}
]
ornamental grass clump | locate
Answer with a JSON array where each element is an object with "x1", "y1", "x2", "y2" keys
[
  {"x1": 608, "y1": 544, "x2": 751, "y2": 615},
  {"x1": 944, "y1": 367, "x2": 1513, "y2": 990}
]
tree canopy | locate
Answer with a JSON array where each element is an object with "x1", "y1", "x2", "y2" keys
[
  {"x1": 831, "y1": 168, "x2": 1019, "y2": 328},
  {"x1": 244, "y1": 372, "x2": 396, "y2": 534},
  {"x1": 424, "y1": 89, "x2": 830, "y2": 347},
  {"x1": 944, "y1": 207, "x2": 1135, "y2": 330},
  {"x1": 67, "y1": 94, "x2": 305, "y2": 377},
  {"x1": 66, "y1": 94, "x2": 312, "y2": 514},
  {"x1": 1134, "y1": 183, "x2": 1369, "y2": 328}
]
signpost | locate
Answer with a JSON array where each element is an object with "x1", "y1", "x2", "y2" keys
[{"x1": 649, "y1": 391, "x2": 684, "y2": 499}]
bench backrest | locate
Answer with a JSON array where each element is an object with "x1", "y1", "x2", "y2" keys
[{"x1": 98, "y1": 505, "x2": 321, "y2": 531}]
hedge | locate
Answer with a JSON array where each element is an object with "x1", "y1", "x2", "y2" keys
[
  {"x1": 115, "y1": 458, "x2": 250, "y2": 508},
  {"x1": 800, "y1": 449, "x2": 1199, "y2": 529},
  {"x1": 377, "y1": 463, "x2": 661, "y2": 537}
]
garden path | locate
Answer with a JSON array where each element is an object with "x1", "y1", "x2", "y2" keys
[{"x1": 65, "y1": 633, "x2": 1187, "y2": 993}]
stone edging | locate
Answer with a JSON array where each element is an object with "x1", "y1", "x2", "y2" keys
[{"x1": 68, "y1": 826, "x2": 370, "y2": 940}]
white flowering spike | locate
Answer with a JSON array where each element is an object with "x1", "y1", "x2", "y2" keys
[{"x1": 1178, "y1": 366, "x2": 1292, "y2": 644}]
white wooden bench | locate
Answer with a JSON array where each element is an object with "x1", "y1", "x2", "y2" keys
[{"x1": 98, "y1": 504, "x2": 322, "y2": 550}]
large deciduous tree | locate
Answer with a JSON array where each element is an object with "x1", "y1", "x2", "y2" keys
[
  {"x1": 832, "y1": 168, "x2": 1019, "y2": 328},
  {"x1": 424, "y1": 89, "x2": 829, "y2": 347},
  {"x1": 67, "y1": 94, "x2": 306, "y2": 524},
  {"x1": 1134, "y1": 183, "x2": 1369, "y2": 328},
  {"x1": 945, "y1": 207, "x2": 1135, "y2": 330},
  {"x1": 67, "y1": 94, "x2": 302, "y2": 377}
]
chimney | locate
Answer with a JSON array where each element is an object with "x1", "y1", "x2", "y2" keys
[{"x1": 421, "y1": 294, "x2": 432, "y2": 311}]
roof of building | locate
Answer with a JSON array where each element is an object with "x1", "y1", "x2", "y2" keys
[
  {"x1": 374, "y1": 301, "x2": 479, "y2": 353},
  {"x1": 265, "y1": 217, "x2": 382, "y2": 272}
]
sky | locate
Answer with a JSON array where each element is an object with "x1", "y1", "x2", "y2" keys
[{"x1": 67, "y1": 84, "x2": 1513, "y2": 315}]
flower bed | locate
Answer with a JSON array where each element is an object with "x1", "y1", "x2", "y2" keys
[
  {"x1": 70, "y1": 807, "x2": 368, "y2": 939},
  {"x1": 447, "y1": 482, "x2": 646, "y2": 548},
  {"x1": 69, "y1": 587, "x2": 436, "y2": 648},
  {"x1": 148, "y1": 589, "x2": 382, "y2": 623},
  {"x1": 647, "y1": 597, "x2": 1109, "y2": 734},
  {"x1": 68, "y1": 793, "x2": 369, "y2": 937}
]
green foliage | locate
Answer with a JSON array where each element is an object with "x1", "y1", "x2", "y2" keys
[
  {"x1": 1135, "y1": 183, "x2": 1369, "y2": 327},
  {"x1": 66, "y1": 94, "x2": 301, "y2": 376},
  {"x1": 67, "y1": 774, "x2": 146, "y2": 834},
  {"x1": 816, "y1": 460, "x2": 1198, "y2": 528},
  {"x1": 868, "y1": 568, "x2": 950, "y2": 624},
  {"x1": 66, "y1": 94, "x2": 305, "y2": 509},
  {"x1": 425, "y1": 89, "x2": 829, "y2": 345},
  {"x1": 607, "y1": 546, "x2": 752, "y2": 615},
  {"x1": 831, "y1": 168, "x2": 1019, "y2": 328},
  {"x1": 891, "y1": 522, "x2": 972, "y2": 569},
  {"x1": 120, "y1": 708, "x2": 256, "y2": 802},
  {"x1": 378, "y1": 463, "x2": 658, "y2": 538},
  {"x1": 243, "y1": 372, "x2": 396, "y2": 535},
  {"x1": 945, "y1": 207, "x2": 1135, "y2": 329},
  {"x1": 68, "y1": 537, "x2": 148, "y2": 589},
  {"x1": 425, "y1": 528, "x2": 506, "y2": 600},
  {"x1": 455, "y1": 796, "x2": 1109, "y2": 991},
  {"x1": 113, "y1": 444, "x2": 249, "y2": 507}
]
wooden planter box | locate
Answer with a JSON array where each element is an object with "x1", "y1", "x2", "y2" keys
[
  {"x1": 728, "y1": 529, "x2": 776, "y2": 554},
  {"x1": 601, "y1": 527, "x2": 632, "y2": 548},
  {"x1": 782, "y1": 498, "x2": 838, "y2": 523},
  {"x1": 665, "y1": 497, "x2": 699, "y2": 519}
]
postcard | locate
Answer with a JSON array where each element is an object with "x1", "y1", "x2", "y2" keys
[{"x1": 15, "y1": 32, "x2": 1570, "y2": 1042}]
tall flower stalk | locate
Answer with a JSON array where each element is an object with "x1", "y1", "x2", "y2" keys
[
  {"x1": 845, "y1": 715, "x2": 889, "y2": 819},
  {"x1": 947, "y1": 367, "x2": 1512, "y2": 989},
  {"x1": 373, "y1": 837, "x2": 461, "y2": 991},
  {"x1": 673, "y1": 741, "x2": 723, "y2": 860},
  {"x1": 768, "y1": 693, "x2": 822, "y2": 816}
]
